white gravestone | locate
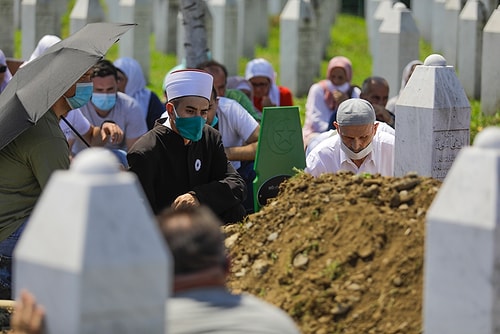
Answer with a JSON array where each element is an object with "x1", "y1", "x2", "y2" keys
[
  {"x1": 313, "y1": 0, "x2": 337, "y2": 59},
  {"x1": 280, "y1": 0, "x2": 318, "y2": 97},
  {"x1": 366, "y1": 0, "x2": 381, "y2": 56},
  {"x1": 458, "y1": 0, "x2": 487, "y2": 100},
  {"x1": 176, "y1": 10, "x2": 185, "y2": 65},
  {"x1": 394, "y1": 54, "x2": 471, "y2": 180},
  {"x1": 424, "y1": 127, "x2": 500, "y2": 334},
  {"x1": 155, "y1": 0, "x2": 179, "y2": 53},
  {"x1": 14, "y1": 148, "x2": 171, "y2": 334},
  {"x1": 411, "y1": 0, "x2": 433, "y2": 42},
  {"x1": 70, "y1": 0, "x2": 106, "y2": 35},
  {"x1": 480, "y1": 5, "x2": 500, "y2": 115},
  {"x1": 442, "y1": 0, "x2": 462, "y2": 67},
  {"x1": 372, "y1": 0, "x2": 395, "y2": 76},
  {"x1": 431, "y1": 0, "x2": 446, "y2": 52},
  {"x1": 237, "y1": 0, "x2": 258, "y2": 58},
  {"x1": 119, "y1": 0, "x2": 152, "y2": 81},
  {"x1": 255, "y1": 0, "x2": 268, "y2": 47},
  {"x1": 268, "y1": 0, "x2": 286, "y2": 15},
  {"x1": 205, "y1": 0, "x2": 238, "y2": 75},
  {"x1": 21, "y1": 0, "x2": 62, "y2": 60},
  {"x1": 375, "y1": 2, "x2": 419, "y2": 98},
  {"x1": 105, "y1": 0, "x2": 120, "y2": 22},
  {"x1": 0, "y1": 0, "x2": 15, "y2": 57}
]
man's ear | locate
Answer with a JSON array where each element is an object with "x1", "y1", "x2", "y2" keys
[
  {"x1": 333, "y1": 121, "x2": 340, "y2": 131},
  {"x1": 166, "y1": 102, "x2": 174, "y2": 117}
]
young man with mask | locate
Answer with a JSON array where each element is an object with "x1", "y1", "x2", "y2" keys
[
  {"x1": 75, "y1": 60, "x2": 147, "y2": 156},
  {"x1": 127, "y1": 70, "x2": 247, "y2": 224},
  {"x1": 305, "y1": 98, "x2": 394, "y2": 177}
]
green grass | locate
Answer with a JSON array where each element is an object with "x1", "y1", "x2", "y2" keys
[{"x1": 14, "y1": 11, "x2": 500, "y2": 140}]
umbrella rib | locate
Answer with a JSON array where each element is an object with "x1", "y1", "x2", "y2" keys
[{"x1": 60, "y1": 115, "x2": 91, "y2": 148}]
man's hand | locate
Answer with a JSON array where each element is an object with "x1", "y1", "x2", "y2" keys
[
  {"x1": 172, "y1": 193, "x2": 200, "y2": 210},
  {"x1": 10, "y1": 290, "x2": 45, "y2": 334},
  {"x1": 332, "y1": 90, "x2": 348, "y2": 106},
  {"x1": 100, "y1": 122, "x2": 124, "y2": 144}
]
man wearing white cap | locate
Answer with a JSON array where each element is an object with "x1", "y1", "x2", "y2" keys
[
  {"x1": 127, "y1": 70, "x2": 247, "y2": 224},
  {"x1": 305, "y1": 99, "x2": 394, "y2": 177}
]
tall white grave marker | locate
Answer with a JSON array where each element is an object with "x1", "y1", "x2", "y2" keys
[
  {"x1": 14, "y1": 148, "x2": 171, "y2": 334},
  {"x1": 376, "y1": 2, "x2": 419, "y2": 97},
  {"x1": 394, "y1": 54, "x2": 471, "y2": 180},
  {"x1": 442, "y1": 0, "x2": 462, "y2": 67},
  {"x1": 237, "y1": 0, "x2": 258, "y2": 58},
  {"x1": 372, "y1": 0, "x2": 395, "y2": 76},
  {"x1": 431, "y1": 0, "x2": 446, "y2": 52},
  {"x1": 480, "y1": 5, "x2": 500, "y2": 115},
  {"x1": 280, "y1": 0, "x2": 318, "y2": 97},
  {"x1": 70, "y1": 0, "x2": 106, "y2": 35},
  {"x1": 0, "y1": 0, "x2": 15, "y2": 57},
  {"x1": 412, "y1": 0, "x2": 433, "y2": 41},
  {"x1": 119, "y1": 0, "x2": 152, "y2": 81},
  {"x1": 458, "y1": 0, "x2": 487, "y2": 99},
  {"x1": 424, "y1": 127, "x2": 500, "y2": 334}
]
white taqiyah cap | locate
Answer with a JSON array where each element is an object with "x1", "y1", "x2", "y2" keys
[
  {"x1": 336, "y1": 99, "x2": 375, "y2": 126},
  {"x1": 164, "y1": 69, "x2": 213, "y2": 102}
]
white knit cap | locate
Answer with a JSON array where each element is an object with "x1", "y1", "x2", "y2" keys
[
  {"x1": 245, "y1": 58, "x2": 274, "y2": 82},
  {"x1": 164, "y1": 69, "x2": 213, "y2": 102},
  {"x1": 336, "y1": 99, "x2": 375, "y2": 126}
]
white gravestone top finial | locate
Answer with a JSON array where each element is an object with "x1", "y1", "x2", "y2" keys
[
  {"x1": 393, "y1": 2, "x2": 407, "y2": 10},
  {"x1": 473, "y1": 127, "x2": 500, "y2": 149},
  {"x1": 71, "y1": 148, "x2": 121, "y2": 174},
  {"x1": 424, "y1": 54, "x2": 447, "y2": 66}
]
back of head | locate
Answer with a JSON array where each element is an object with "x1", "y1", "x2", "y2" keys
[
  {"x1": 326, "y1": 56, "x2": 353, "y2": 83},
  {"x1": 93, "y1": 59, "x2": 118, "y2": 79},
  {"x1": 157, "y1": 206, "x2": 226, "y2": 275},
  {"x1": 361, "y1": 76, "x2": 389, "y2": 95},
  {"x1": 245, "y1": 58, "x2": 274, "y2": 82},
  {"x1": 336, "y1": 99, "x2": 375, "y2": 126},
  {"x1": 196, "y1": 60, "x2": 228, "y2": 79}
]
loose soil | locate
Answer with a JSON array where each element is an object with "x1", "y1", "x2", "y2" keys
[{"x1": 225, "y1": 171, "x2": 442, "y2": 334}]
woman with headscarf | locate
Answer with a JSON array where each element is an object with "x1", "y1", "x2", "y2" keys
[
  {"x1": 244, "y1": 58, "x2": 293, "y2": 113},
  {"x1": 0, "y1": 49, "x2": 13, "y2": 94},
  {"x1": 26, "y1": 35, "x2": 62, "y2": 63},
  {"x1": 302, "y1": 56, "x2": 360, "y2": 147},
  {"x1": 385, "y1": 59, "x2": 423, "y2": 113},
  {"x1": 113, "y1": 57, "x2": 164, "y2": 130}
]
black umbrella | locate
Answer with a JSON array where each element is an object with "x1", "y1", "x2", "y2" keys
[{"x1": 0, "y1": 22, "x2": 135, "y2": 150}]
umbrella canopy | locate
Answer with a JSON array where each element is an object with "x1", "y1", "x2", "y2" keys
[{"x1": 0, "y1": 22, "x2": 135, "y2": 151}]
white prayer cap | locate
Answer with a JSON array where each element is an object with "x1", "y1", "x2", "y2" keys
[
  {"x1": 336, "y1": 99, "x2": 375, "y2": 126},
  {"x1": 245, "y1": 58, "x2": 274, "y2": 81},
  {"x1": 164, "y1": 69, "x2": 213, "y2": 102}
]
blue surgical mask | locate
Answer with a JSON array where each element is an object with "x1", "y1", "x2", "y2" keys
[
  {"x1": 173, "y1": 106, "x2": 205, "y2": 142},
  {"x1": 92, "y1": 92, "x2": 117, "y2": 111},
  {"x1": 65, "y1": 82, "x2": 93, "y2": 109},
  {"x1": 210, "y1": 115, "x2": 219, "y2": 127}
]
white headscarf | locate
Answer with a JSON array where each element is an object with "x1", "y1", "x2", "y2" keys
[
  {"x1": 245, "y1": 58, "x2": 280, "y2": 106},
  {"x1": 114, "y1": 57, "x2": 152, "y2": 119},
  {"x1": 0, "y1": 49, "x2": 12, "y2": 93},
  {"x1": 27, "y1": 35, "x2": 62, "y2": 63}
]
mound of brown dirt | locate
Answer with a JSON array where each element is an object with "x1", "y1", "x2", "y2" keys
[{"x1": 225, "y1": 171, "x2": 442, "y2": 334}]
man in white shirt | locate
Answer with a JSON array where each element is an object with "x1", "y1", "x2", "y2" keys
[{"x1": 305, "y1": 99, "x2": 394, "y2": 177}]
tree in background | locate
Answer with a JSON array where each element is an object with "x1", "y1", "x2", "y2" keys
[{"x1": 180, "y1": 0, "x2": 209, "y2": 68}]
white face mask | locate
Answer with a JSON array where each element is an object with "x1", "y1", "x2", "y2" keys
[{"x1": 341, "y1": 141, "x2": 373, "y2": 160}]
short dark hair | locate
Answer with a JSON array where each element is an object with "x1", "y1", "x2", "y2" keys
[
  {"x1": 196, "y1": 60, "x2": 228, "y2": 80},
  {"x1": 361, "y1": 76, "x2": 389, "y2": 94},
  {"x1": 156, "y1": 206, "x2": 226, "y2": 275},
  {"x1": 92, "y1": 59, "x2": 118, "y2": 80}
]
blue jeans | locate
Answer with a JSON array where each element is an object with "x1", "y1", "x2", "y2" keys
[
  {"x1": 237, "y1": 161, "x2": 256, "y2": 215},
  {"x1": 0, "y1": 221, "x2": 27, "y2": 299}
]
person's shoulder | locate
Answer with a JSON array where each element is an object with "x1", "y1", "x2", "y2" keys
[
  {"x1": 375, "y1": 128, "x2": 395, "y2": 144},
  {"x1": 117, "y1": 91, "x2": 141, "y2": 108},
  {"x1": 278, "y1": 85, "x2": 292, "y2": 95}
]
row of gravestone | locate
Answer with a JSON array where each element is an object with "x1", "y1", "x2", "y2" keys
[
  {"x1": 0, "y1": 0, "x2": 340, "y2": 95},
  {"x1": 366, "y1": 0, "x2": 500, "y2": 115},
  {"x1": 12, "y1": 52, "x2": 500, "y2": 333}
]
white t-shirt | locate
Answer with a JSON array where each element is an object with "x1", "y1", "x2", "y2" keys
[
  {"x1": 305, "y1": 128, "x2": 395, "y2": 177},
  {"x1": 216, "y1": 97, "x2": 259, "y2": 170},
  {"x1": 59, "y1": 108, "x2": 91, "y2": 142},
  {"x1": 75, "y1": 92, "x2": 147, "y2": 154}
]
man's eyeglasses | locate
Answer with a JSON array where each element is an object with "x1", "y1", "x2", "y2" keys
[{"x1": 0, "y1": 66, "x2": 7, "y2": 73}]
